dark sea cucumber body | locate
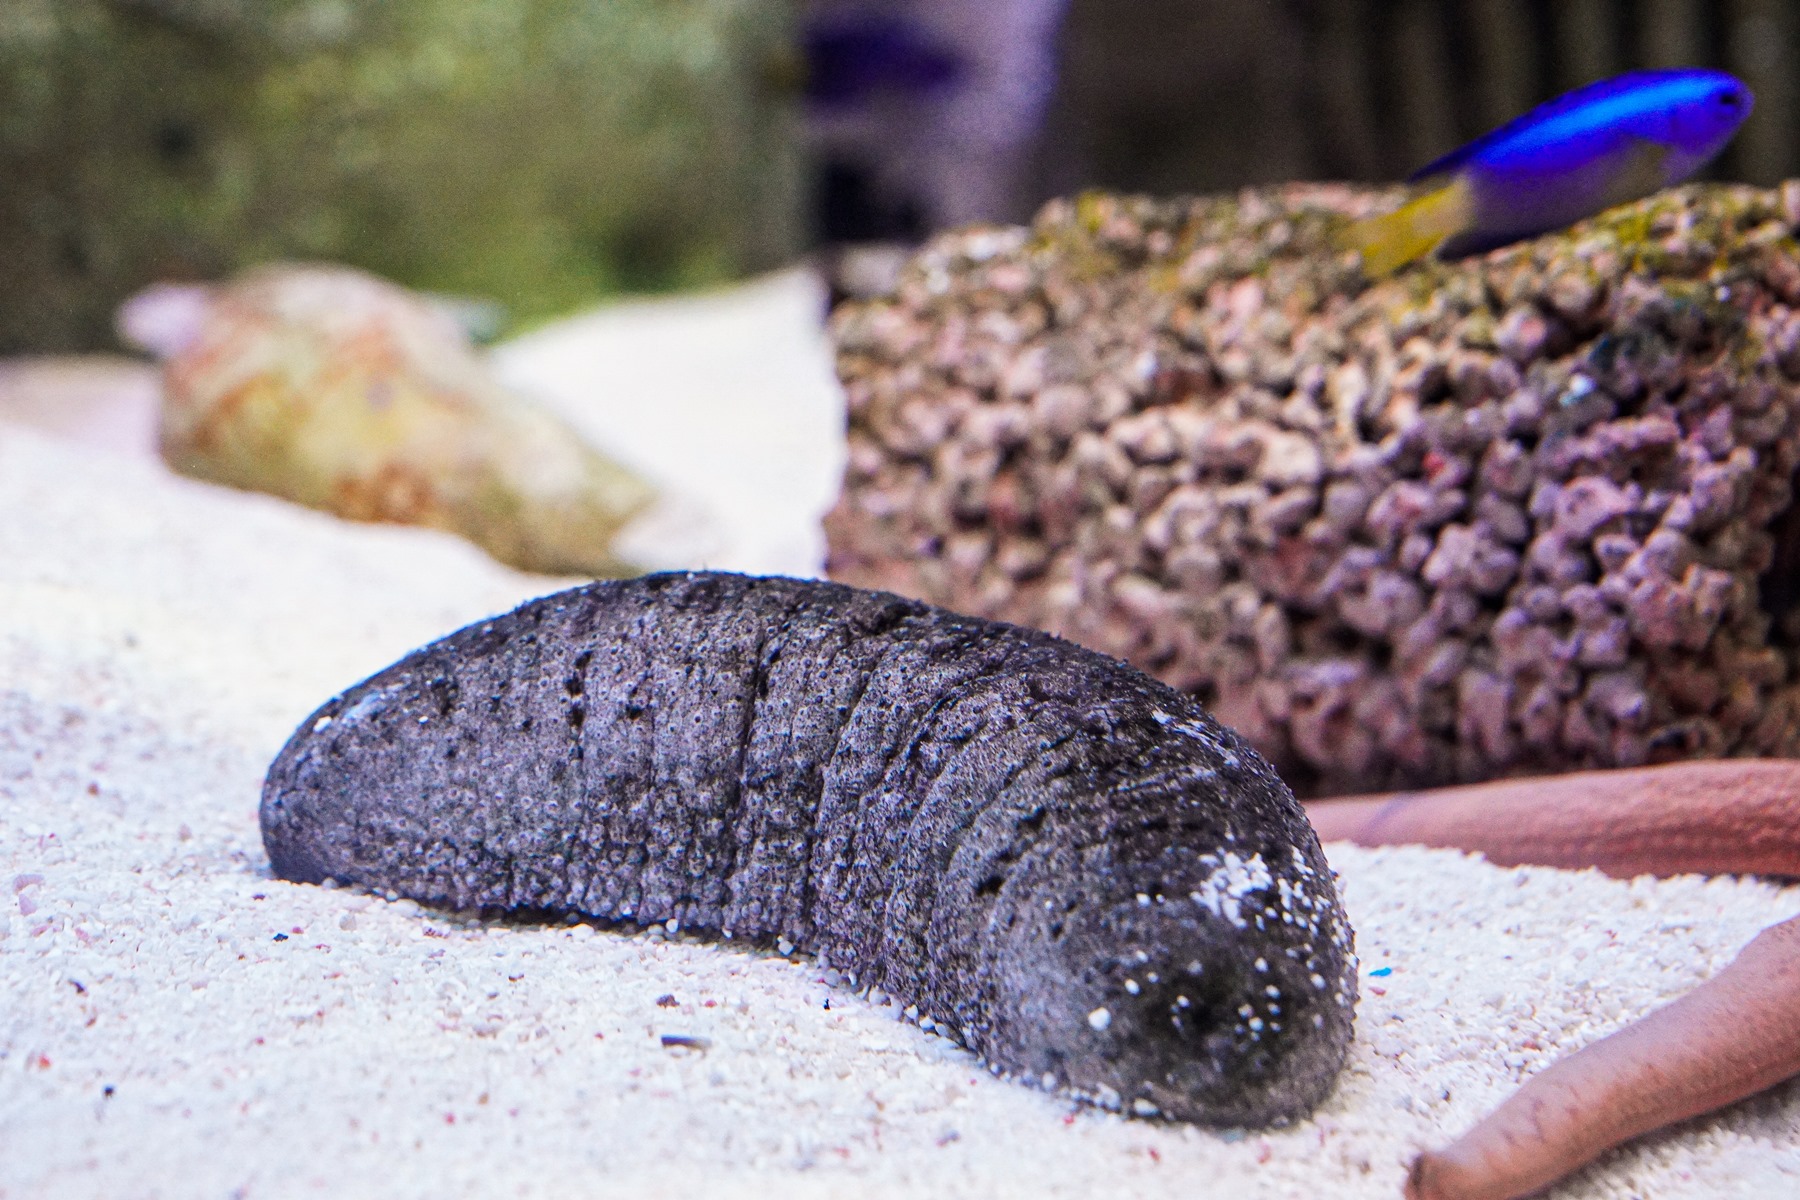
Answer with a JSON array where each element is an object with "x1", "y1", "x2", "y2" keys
[{"x1": 261, "y1": 571, "x2": 1356, "y2": 1126}]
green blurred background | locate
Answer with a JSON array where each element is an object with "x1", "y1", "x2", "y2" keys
[{"x1": 0, "y1": 0, "x2": 804, "y2": 353}]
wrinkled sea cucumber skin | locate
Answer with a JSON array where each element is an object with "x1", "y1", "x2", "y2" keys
[{"x1": 261, "y1": 571, "x2": 1356, "y2": 1127}]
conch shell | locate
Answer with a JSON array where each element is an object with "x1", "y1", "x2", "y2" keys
[{"x1": 122, "y1": 264, "x2": 655, "y2": 576}]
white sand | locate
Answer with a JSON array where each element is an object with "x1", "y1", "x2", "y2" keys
[
  {"x1": 4, "y1": 274, "x2": 1800, "y2": 1199},
  {"x1": 489, "y1": 271, "x2": 849, "y2": 578}
]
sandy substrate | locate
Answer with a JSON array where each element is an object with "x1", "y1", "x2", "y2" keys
[
  {"x1": 489, "y1": 270, "x2": 849, "y2": 577},
  {"x1": 4, "y1": 274, "x2": 1800, "y2": 1199}
]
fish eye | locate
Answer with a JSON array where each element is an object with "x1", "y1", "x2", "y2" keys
[{"x1": 1717, "y1": 91, "x2": 1743, "y2": 109}]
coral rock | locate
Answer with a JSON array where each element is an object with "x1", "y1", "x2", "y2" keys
[{"x1": 826, "y1": 184, "x2": 1800, "y2": 796}]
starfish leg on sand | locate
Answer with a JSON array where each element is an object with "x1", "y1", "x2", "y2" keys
[{"x1": 1305, "y1": 760, "x2": 1800, "y2": 1200}]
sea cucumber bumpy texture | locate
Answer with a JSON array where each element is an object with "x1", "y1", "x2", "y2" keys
[{"x1": 261, "y1": 571, "x2": 1355, "y2": 1127}]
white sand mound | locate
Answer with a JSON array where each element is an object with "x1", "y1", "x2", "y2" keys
[{"x1": 3, "y1": 274, "x2": 1800, "y2": 1199}]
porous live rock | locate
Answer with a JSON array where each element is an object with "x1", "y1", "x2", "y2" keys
[{"x1": 825, "y1": 183, "x2": 1800, "y2": 796}]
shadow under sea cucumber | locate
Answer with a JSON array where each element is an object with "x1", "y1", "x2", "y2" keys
[{"x1": 260, "y1": 570, "x2": 1355, "y2": 1126}]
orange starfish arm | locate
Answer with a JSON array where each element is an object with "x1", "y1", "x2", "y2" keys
[
  {"x1": 1405, "y1": 912, "x2": 1800, "y2": 1200},
  {"x1": 1306, "y1": 760, "x2": 1800, "y2": 1199},
  {"x1": 1304, "y1": 759, "x2": 1800, "y2": 879}
]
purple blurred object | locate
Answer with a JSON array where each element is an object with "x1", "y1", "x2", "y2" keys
[
  {"x1": 804, "y1": 13, "x2": 963, "y2": 107},
  {"x1": 116, "y1": 283, "x2": 216, "y2": 359},
  {"x1": 804, "y1": 0, "x2": 1070, "y2": 234}
]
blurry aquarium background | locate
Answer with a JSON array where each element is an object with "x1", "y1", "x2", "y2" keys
[
  {"x1": 820, "y1": 0, "x2": 1800, "y2": 248},
  {"x1": 0, "y1": 0, "x2": 805, "y2": 353},
  {"x1": 1043, "y1": 0, "x2": 1797, "y2": 198},
  {"x1": 4, "y1": 0, "x2": 1800, "y2": 353}
]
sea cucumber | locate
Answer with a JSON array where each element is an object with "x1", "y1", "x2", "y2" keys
[{"x1": 260, "y1": 570, "x2": 1355, "y2": 1126}]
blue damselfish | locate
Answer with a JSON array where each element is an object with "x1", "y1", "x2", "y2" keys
[{"x1": 1347, "y1": 68, "x2": 1753, "y2": 275}]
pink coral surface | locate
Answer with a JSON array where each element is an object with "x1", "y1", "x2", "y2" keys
[{"x1": 827, "y1": 184, "x2": 1800, "y2": 796}]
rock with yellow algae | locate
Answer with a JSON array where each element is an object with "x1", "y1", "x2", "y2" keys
[
  {"x1": 826, "y1": 183, "x2": 1800, "y2": 796},
  {"x1": 137, "y1": 264, "x2": 655, "y2": 578}
]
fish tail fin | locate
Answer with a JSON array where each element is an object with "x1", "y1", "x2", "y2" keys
[{"x1": 1341, "y1": 176, "x2": 1474, "y2": 277}]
